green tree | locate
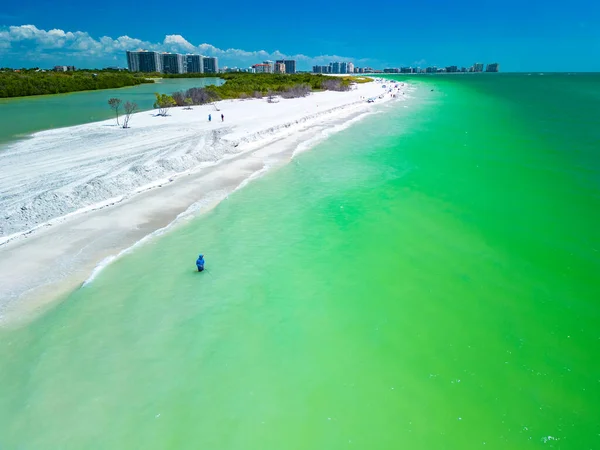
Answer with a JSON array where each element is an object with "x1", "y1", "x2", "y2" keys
[
  {"x1": 0, "y1": 71, "x2": 153, "y2": 98},
  {"x1": 153, "y1": 93, "x2": 176, "y2": 116}
]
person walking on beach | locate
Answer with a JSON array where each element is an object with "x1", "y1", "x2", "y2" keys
[
  {"x1": 208, "y1": 114, "x2": 212, "y2": 122},
  {"x1": 221, "y1": 113, "x2": 224, "y2": 122}
]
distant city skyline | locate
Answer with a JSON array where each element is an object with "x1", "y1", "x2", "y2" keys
[
  {"x1": 1, "y1": 0, "x2": 599, "y2": 73},
  {"x1": 0, "y1": 21, "x2": 511, "y2": 75},
  {"x1": 382, "y1": 63, "x2": 500, "y2": 74},
  {"x1": 1, "y1": 25, "x2": 374, "y2": 72}
]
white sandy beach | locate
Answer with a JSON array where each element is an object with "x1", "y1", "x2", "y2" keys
[{"x1": 0, "y1": 78, "x2": 409, "y2": 324}]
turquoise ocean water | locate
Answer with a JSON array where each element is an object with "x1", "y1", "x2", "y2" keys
[{"x1": 0, "y1": 74, "x2": 598, "y2": 449}]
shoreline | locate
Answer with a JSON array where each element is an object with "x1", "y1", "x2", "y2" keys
[
  {"x1": 0, "y1": 77, "x2": 225, "y2": 147},
  {"x1": 0, "y1": 79, "x2": 411, "y2": 326}
]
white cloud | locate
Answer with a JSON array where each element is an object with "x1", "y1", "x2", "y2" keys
[
  {"x1": 0, "y1": 30, "x2": 9, "y2": 49},
  {"x1": 163, "y1": 34, "x2": 195, "y2": 52},
  {"x1": 0, "y1": 24, "x2": 372, "y2": 69}
]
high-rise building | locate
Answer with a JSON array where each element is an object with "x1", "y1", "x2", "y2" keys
[
  {"x1": 263, "y1": 60, "x2": 274, "y2": 73},
  {"x1": 384, "y1": 68, "x2": 400, "y2": 73},
  {"x1": 139, "y1": 51, "x2": 162, "y2": 72},
  {"x1": 161, "y1": 53, "x2": 184, "y2": 74},
  {"x1": 253, "y1": 63, "x2": 272, "y2": 74},
  {"x1": 126, "y1": 51, "x2": 140, "y2": 72},
  {"x1": 473, "y1": 63, "x2": 484, "y2": 72},
  {"x1": 485, "y1": 63, "x2": 499, "y2": 72},
  {"x1": 347, "y1": 62, "x2": 354, "y2": 74},
  {"x1": 446, "y1": 66, "x2": 458, "y2": 73},
  {"x1": 203, "y1": 57, "x2": 219, "y2": 73},
  {"x1": 186, "y1": 54, "x2": 204, "y2": 73},
  {"x1": 330, "y1": 62, "x2": 341, "y2": 74},
  {"x1": 274, "y1": 62, "x2": 286, "y2": 74},
  {"x1": 127, "y1": 50, "x2": 162, "y2": 73},
  {"x1": 340, "y1": 62, "x2": 348, "y2": 74},
  {"x1": 313, "y1": 65, "x2": 331, "y2": 74},
  {"x1": 276, "y1": 60, "x2": 296, "y2": 74}
]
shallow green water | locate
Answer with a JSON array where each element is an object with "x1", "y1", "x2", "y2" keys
[
  {"x1": 1, "y1": 74, "x2": 599, "y2": 449},
  {"x1": 0, "y1": 78, "x2": 222, "y2": 145}
]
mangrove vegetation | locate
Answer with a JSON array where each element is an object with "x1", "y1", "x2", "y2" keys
[{"x1": 0, "y1": 69, "x2": 154, "y2": 98}]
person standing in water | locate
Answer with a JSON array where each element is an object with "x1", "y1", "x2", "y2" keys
[
  {"x1": 208, "y1": 114, "x2": 211, "y2": 122},
  {"x1": 196, "y1": 254, "x2": 205, "y2": 272},
  {"x1": 221, "y1": 113, "x2": 224, "y2": 122}
]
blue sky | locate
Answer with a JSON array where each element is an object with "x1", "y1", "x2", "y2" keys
[{"x1": 1, "y1": 0, "x2": 598, "y2": 71}]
